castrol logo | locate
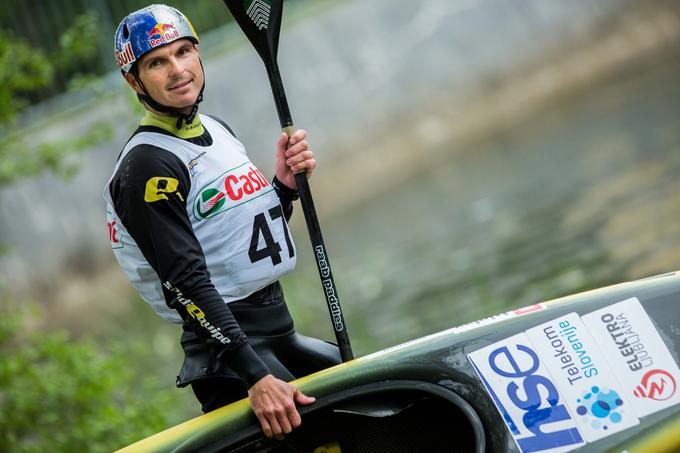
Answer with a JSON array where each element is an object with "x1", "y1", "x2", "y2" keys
[{"x1": 194, "y1": 163, "x2": 271, "y2": 220}]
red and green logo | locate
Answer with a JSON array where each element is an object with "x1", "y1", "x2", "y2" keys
[
  {"x1": 193, "y1": 162, "x2": 271, "y2": 220},
  {"x1": 196, "y1": 188, "x2": 226, "y2": 219}
]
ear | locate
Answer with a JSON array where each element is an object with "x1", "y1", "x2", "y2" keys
[{"x1": 124, "y1": 72, "x2": 143, "y2": 95}]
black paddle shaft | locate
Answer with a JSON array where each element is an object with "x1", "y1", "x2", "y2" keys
[{"x1": 224, "y1": 0, "x2": 353, "y2": 362}]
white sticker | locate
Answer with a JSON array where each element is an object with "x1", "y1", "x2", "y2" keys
[
  {"x1": 452, "y1": 304, "x2": 544, "y2": 335},
  {"x1": 581, "y1": 298, "x2": 680, "y2": 417},
  {"x1": 525, "y1": 313, "x2": 639, "y2": 442},
  {"x1": 468, "y1": 298, "x2": 680, "y2": 451},
  {"x1": 468, "y1": 333, "x2": 586, "y2": 453}
]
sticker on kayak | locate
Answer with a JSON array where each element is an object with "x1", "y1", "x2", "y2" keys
[
  {"x1": 451, "y1": 304, "x2": 544, "y2": 335},
  {"x1": 468, "y1": 297, "x2": 680, "y2": 452},
  {"x1": 525, "y1": 313, "x2": 639, "y2": 442},
  {"x1": 581, "y1": 297, "x2": 680, "y2": 417},
  {"x1": 469, "y1": 333, "x2": 586, "y2": 452}
]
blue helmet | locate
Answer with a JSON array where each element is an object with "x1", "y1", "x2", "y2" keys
[{"x1": 114, "y1": 4, "x2": 199, "y2": 73}]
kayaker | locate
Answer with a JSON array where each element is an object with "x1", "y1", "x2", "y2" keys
[{"x1": 104, "y1": 4, "x2": 340, "y2": 440}]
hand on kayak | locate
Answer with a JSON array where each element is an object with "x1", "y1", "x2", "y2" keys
[
  {"x1": 248, "y1": 374, "x2": 315, "y2": 440},
  {"x1": 274, "y1": 129, "x2": 316, "y2": 189}
]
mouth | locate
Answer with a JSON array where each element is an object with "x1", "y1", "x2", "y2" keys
[{"x1": 168, "y1": 78, "x2": 193, "y2": 91}]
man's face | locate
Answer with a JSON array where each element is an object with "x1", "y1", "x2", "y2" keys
[{"x1": 127, "y1": 39, "x2": 204, "y2": 115}]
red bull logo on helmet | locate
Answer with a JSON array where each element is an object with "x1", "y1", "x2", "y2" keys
[
  {"x1": 148, "y1": 23, "x2": 180, "y2": 47},
  {"x1": 115, "y1": 41, "x2": 135, "y2": 69}
]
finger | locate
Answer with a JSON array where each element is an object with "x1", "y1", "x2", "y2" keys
[
  {"x1": 286, "y1": 150, "x2": 314, "y2": 167},
  {"x1": 276, "y1": 132, "x2": 289, "y2": 155},
  {"x1": 268, "y1": 414, "x2": 285, "y2": 440},
  {"x1": 258, "y1": 413, "x2": 274, "y2": 439},
  {"x1": 291, "y1": 158, "x2": 316, "y2": 174},
  {"x1": 285, "y1": 140, "x2": 309, "y2": 157},
  {"x1": 286, "y1": 404, "x2": 302, "y2": 429},
  {"x1": 288, "y1": 129, "x2": 306, "y2": 145},
  {"x1": 294, "y1": 388, "x2": 316, "y2": 405},
  {"x1": 278, "y1": 408, "x2": 294, "y2": 434}
]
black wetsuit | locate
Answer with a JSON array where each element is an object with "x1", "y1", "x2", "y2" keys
[{"x1": 104, "y1": 112, "x2": 340, "y2": 411}]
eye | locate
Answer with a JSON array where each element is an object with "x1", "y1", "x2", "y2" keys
[{"x1": 148, "y1": 59, "x2": 161, "y2": 68}]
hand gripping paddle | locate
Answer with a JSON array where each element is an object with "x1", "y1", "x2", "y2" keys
[{"x1": 223, "y1": 0, "x2": 353, "y2": 362}]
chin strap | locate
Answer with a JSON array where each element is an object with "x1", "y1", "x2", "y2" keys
[{"x1": 131, "y1": 61, "x2": 205, "y2": 129}]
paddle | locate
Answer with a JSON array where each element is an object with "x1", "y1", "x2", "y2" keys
[{"x1": 223, "y1": 0, "x2": 353, "y2": 362}]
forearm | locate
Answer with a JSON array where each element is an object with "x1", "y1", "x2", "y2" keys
[
  {"x1": 111, "y1": 144, "x2": 271, "y2": 387},
  {"x1": 164, "y1": 276, "x2": 270, "y2": 387}
]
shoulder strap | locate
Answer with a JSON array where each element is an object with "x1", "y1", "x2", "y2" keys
[{"x1": 206, "y1": 114, "x2": 237, "y2": 138}]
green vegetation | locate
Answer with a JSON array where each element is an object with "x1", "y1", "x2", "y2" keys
[
  {"x1": 0, "y1": 302, "x2": 191, "y2": 452},
  {"x1": 0, "y1": 11, "x2": 111, "y2": 186},
  {"x1": 0, "y1": 1, "x2": 240, "y2": 103},
  {"x1": 0, "y1": 9, "x2": 196, "y2": 451},
  {"x1": 0, "y1": 30, "x2": 51, "y2": 124}
]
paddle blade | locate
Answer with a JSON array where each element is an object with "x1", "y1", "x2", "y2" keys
[{"x1": 224, "y1": 0, "x2": 283, "y2": 64}]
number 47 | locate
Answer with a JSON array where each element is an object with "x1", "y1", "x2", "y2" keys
[{"x1": 248, "y1": 205, "x2": 294, "y2": 265}]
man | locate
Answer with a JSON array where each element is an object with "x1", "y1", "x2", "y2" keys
[{"x1": 105, "y1": 4, "x2": 340, "y2": 440}]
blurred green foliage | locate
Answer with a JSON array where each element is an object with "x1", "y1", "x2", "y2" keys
[
  {"x1": 0, "y1": 0, "x2": 240, "y2": 103},
  {"x1": 0, "y1": 125, "x2": 111, "y2": 186},
  {"x1": 0, "y1": 303, "x2": 184, "y2": 452},
  {"x1": 0, "y1": 11, "x2": 111, "y2": 186},
  {"x1": 53, "y1": 11, "x2": 101, "y2": 77},
  {"x1": 0, "y1": 8, "x2": 189, "y2": 451},
  {"x1": 0, "y1": 8, "x2": 105, "y2": 104},
  {"x1": 0, "y1": 31, "x2": 52, "y2": 124}
]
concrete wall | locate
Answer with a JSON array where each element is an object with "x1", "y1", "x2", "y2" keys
[{"x1": 0, "y1": 0, "x2": 637, "y2": 288}]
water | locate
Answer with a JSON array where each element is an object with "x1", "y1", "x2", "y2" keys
[{"x1": 285, "y1": 49, "x2": 680, "y2": 356}]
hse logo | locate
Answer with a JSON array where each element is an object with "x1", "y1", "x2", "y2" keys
[
  {"x1": 194, "y1": 162, "x2": 272, "y2": 220},
  {"x1": 148, "y1": 23, "x2": 180, "y2": 47},
  {"x1": 575, "y1": 386, "x2": 624, "y2": 431},
  {"x1": 634, "y1": 369, "x2": 677, "y2": 401},
  {"x1": 469, "y1": 334, "x2": 585, "y2": 452}
]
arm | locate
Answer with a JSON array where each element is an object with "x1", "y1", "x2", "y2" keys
[
  {"x1": 272, "y1": 129, "x2": 314, "y2": 222},
  {"x1": 111, "y1": 144, "x2": 314, "y2": 439},
  {"x1": 248, "y1": 129, "x2": 319, "y2": 439},
  {"x1": 110, "y1": 145, "x2": 269, "y2": 385}
]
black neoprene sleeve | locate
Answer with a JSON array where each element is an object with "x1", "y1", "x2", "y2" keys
[{"x1": 110, "y1": 144, "x2": 270, "y2": 387}]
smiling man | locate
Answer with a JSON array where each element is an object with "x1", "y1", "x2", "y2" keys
[{"x1": 104, "y1": 4, "x2": 340, "y2": 441}]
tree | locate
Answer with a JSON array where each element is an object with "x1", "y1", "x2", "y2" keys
[
  {"x1": 0, "y1": 11, "x2": 110, "y2": 186},
  {"x1": 0, "y1": 304, "x2": 185, "y2": 452},
  {"x1": 0, "y1": 12, "x2": 191, "y2": 452}
]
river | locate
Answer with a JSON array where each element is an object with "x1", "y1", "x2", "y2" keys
[{"x1": 284, "y1": 46, "x2": 680, "y2": 356}]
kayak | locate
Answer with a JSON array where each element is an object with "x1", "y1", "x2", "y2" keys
[{"x1": 117, "y1": 271, "x2": 680, "y2": 453}]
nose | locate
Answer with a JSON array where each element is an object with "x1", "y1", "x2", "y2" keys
[{"x1": 168, "y1": 56, "x2": 184, "y2": 77}]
